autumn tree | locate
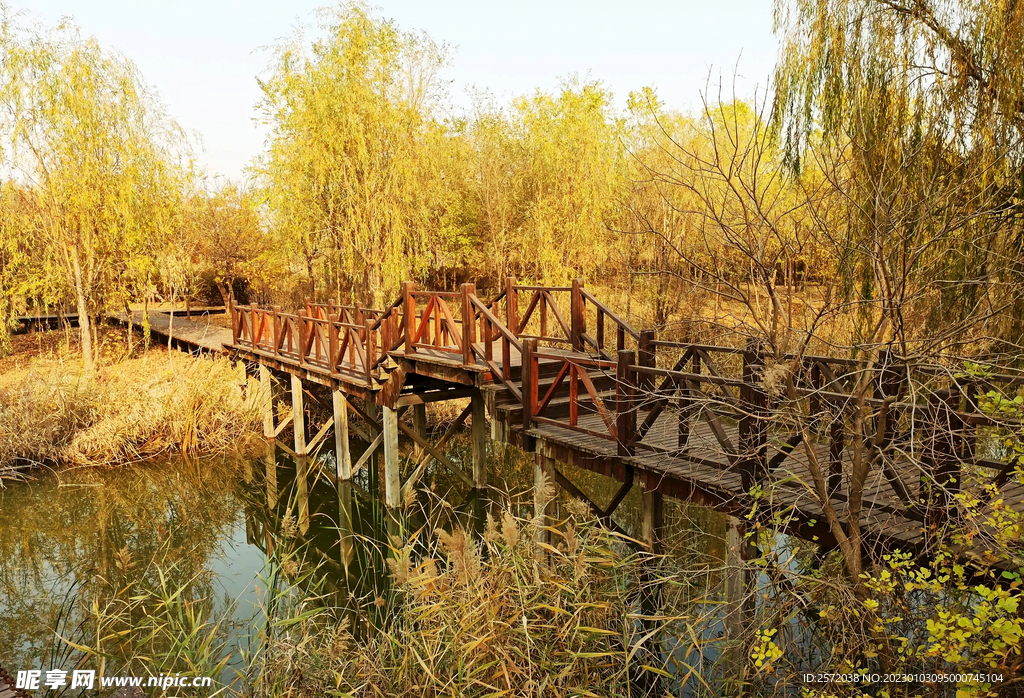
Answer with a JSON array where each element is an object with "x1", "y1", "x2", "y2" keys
[
  {"x1": 257, "y1": 3, "x2": 452, "y2": 306},
  {"x1": 189, "y1": 183, "x2": 268, "y2": 306},
  {"x1": 0, "y1": 10, "x2": 186, "y2": 370}
]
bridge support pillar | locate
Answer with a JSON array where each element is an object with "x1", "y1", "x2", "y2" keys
[
  {"x1": 333, "y1": 390, "x2": 352, "y2": 480},
  {"x1": 259, "y1": 363, "x2": 275, "y2": 439},
  {"x1": 472, "y1": 391, "x2": 487, "y2": 488},
  {"x1": 383, "y1": 405, "x2": 401, "y2": 508},
  {"x1": 290, "y1": 373, "x2": 306, "y2": 456},
  {"x1": 723, "y1": 516, "x2": 756, "y2": 688},
  {"x1": 641, "y1": 489, "x2": 664, "y2": 555}
]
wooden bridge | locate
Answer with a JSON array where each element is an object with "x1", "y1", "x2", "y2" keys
[{"x1": 226, "y1": 279, "x2": 1024, "y2": 561}]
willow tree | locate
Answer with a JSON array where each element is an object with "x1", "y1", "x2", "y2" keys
[
  {"x1": 257, "y1": 4, "x2": 450, "y2": 306},
  {"x1": 773, "y1": 0, "x2": 1024, "y2": 356},
  {"x1": 511, "y1": 79, "x2": 625, "y2": 283},
  {"x1": 0, "y1": 13, "x2": 185, "y2": 370}
]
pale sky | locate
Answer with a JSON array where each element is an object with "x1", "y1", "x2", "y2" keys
[{"x1": 23, "y1": 1, "x2": 779, "y2": 181}]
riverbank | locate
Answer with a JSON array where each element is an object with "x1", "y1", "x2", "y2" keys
[{"x1": 0, "y1": 326, "x2": 261, "y2": 476}]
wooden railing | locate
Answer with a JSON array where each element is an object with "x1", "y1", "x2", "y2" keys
[{"x1": 231, "y1": 282, "x2": 1024, "y2": 521}]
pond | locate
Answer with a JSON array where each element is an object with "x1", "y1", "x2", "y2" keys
[{"x1": 0, "y1": 432, "x2": 728, "y2": 694}]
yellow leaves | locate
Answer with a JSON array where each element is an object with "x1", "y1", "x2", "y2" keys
[{"x1": 750, "y1": 628, "x2": 784, "y2": 671}]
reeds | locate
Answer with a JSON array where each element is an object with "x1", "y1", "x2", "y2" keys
[
  {"x1": 250, "y1": 500, "x2": 670, "y2": 698},
  {"x1": 0, "y1": 352, "x2": 261, "y2": 471}
]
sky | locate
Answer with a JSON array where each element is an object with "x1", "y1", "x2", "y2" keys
[{"x1": 23, "y1": 1, "x2": 779, "y2": 181}]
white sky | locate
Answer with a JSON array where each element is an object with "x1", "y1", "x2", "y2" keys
[{"x1": 23, "y1": 1, "x2": 779, "y2": 181}]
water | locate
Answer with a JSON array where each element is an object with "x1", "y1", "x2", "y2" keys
[{"x1": 0, "y1": 435, "x2": 727, "y2": 692}]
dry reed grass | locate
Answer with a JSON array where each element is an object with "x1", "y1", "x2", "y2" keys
[
  {"x1": 0, "y1": 352, "x2": 261, "y2": 470},
  {"x1": 252, "y1": 500, "x2": 667, "y2": 698}
]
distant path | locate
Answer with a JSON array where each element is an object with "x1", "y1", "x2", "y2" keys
[{"x1": 110, "y1": 310, "x2": 232, "y2": 354}]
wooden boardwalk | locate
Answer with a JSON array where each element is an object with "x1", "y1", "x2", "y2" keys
[
  {"x1": 110, "y1": 310, "x2": 232, "y2": 354},
  {"x1": 225, "y1": 280, "x2": 1024, "y2": 559}
]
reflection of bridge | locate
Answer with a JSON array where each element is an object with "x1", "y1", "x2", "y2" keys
[{"x1": 226, "y1": 279, "x2": 1024, "y2": 562}]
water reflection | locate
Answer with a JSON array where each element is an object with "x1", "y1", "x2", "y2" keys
[{"x1": 0, "y1": 435, "x2": 728, "y2": 692}]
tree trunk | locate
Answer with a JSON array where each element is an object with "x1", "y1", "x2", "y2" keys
[
  {"x1": 71, "y1": 246, "x2": 94, "y2": 373},
  {"x1": 215, "y1": 279, "x2": 231, "y2": 307}
]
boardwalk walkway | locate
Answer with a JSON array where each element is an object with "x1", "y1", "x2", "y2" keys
[
  {"x1": 109, "y1": 310, "x2": 232, "y2": 354},
  {"x1": 225, "y1": 280, "x2": 1024, "y2": 560}
]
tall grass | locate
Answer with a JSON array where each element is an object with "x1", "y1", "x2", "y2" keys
[
  {"x1": 0, "y1": 352, "x2": 261, "y2": 471},
  {"x1": 249, "y1": 495, "x2": 670, "y2": 698}
]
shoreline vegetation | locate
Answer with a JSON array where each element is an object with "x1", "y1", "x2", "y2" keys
[{"x1": 0, "y1": 326, "x2": 261, "y2": 478}]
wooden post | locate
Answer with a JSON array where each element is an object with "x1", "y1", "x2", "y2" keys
[
  {"x1": 365, "y1": 319, "x2": 376, "y2": 385},
  {"x1": 723, "y1": 516, "x2": 756, "y2": 688},
  {"x1": 296, "y1": 454, "x2": 310, "y2": 535},
  {"x1": 571, "y1": 277, "x2": 585, "y2": 352},
  {"x1": 230, "y1": 301, "x2": 239, "y2": 345},
  {"x1": 522, "y1": 339, "x2": 537, "y2": 451},
  {"x1": 328, "y1": 314, "x2": 339, "y2": 371},
  {"x1": 461, "y1": 282, "x2": 476, "y2": 367},
  {"x1": 272, "y1": 306, "x2": 281, "y2": 358},
  {"x1": 641, "y1": 487, "x2": 664, "y2": 555},
  {"x1": 472, "y1": 389, "x2": 488, "y2": 488},
  {"x1": 334, "y1": 390, "x2": 352, "y2": 480},
  {"x1": 291, "y1": 373, "x2": 306, "y2": 456},
  {"x1": 638, "y1": 329, "x2": 656, "y2": 392},
  {"x1": 259, "y1": 362, "x2": 275, "y2": 439},
  {"x1": 383, "y1": 404, "x2": 401, "y2": 508},
  {"x1": 505, "y1": 276, "x2": 518, "y2": 334},
  {"x1": 616, "y1": 350, "x2": 636, "y2": 457},
  {"x1": 250, "y1": 303, "x2": 258, "y2": 348},
  {"x1": 739, "y1": 341, "x2": 767, "y2": 490},
  {"x1": 403, "y1": 281, "x2": 416, "y2": 355},
  {"x1": 412, "y1": 403, "x2": 427, "y2": 461},
  {"x1": 297, "y1": 310, "x2": 308, "y2": 367},
  {"x1": 264, "y1": 443, "x2": 278, "y2": 511}
]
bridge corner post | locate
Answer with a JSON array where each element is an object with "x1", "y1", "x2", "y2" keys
[
  {"x1": 505, "y1": 276, "x2": 519, "y2": 333},
  {"x1": 461, "y1": 282, "x2": 476, "y2": 367},
  {"x1": 571, "y1": 277, "x2": 585, "y2": 352},
  {"x1": 616, "y1": 349, "x2": 636, "y2": 457},
  {"x1": 472, "y1": 389, "x2": 488, "y2": 488},
  {"x1": 739, "y1": 340, "x2": 767, "y2": 490},
  {"x1": 522, "y1": 338, "x2": 538, "y2": 452},
  {"x1": 365, "y1": 318, "x2": 377, "y2": 384},
  {"x1": 334, "y1": 389, "x2": 352, "y2": 480},
  {"x1": 290, "y1": 373, "x2": 306, "y2": 456},
  {"x1": 402, "y1": 281, "x2": 416, "y2": 355},
  {"x1": 383, "y1": 404, "x2": 401, "y2": 508},
  {"x1": 259, "y1": 362, "x2": 275, "y2": 439}
]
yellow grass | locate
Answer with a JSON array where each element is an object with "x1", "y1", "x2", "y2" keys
[{"x1": 0, "y1": 351, "x2": 261, "y2": 470}]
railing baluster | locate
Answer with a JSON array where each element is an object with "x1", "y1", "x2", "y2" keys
[
  {"x1": 365, "y1": 319, "x2": 376, "y2": 385},
  {"x1": 616, "y1": 350, "x2": 636, "y2": 456},
  {"x1": 329, "y1": 315, "x2": 339, "y2": 372},
  {"x1": 272, "y1": 306, "x2": 281, "y2": 358},
  {"x1": 298, "y1": 310, "x2": 308, "y2": 367}
]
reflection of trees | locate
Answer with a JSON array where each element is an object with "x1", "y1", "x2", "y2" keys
[{"x1": 0, "y1": 458, "x2": 243, "y2": 675}]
